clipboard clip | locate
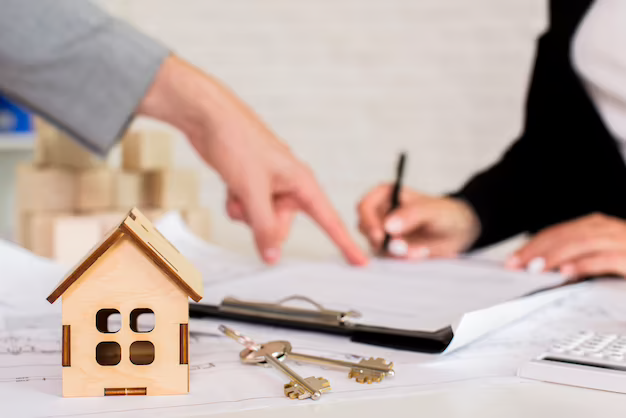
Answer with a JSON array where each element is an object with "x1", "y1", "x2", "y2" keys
[{"x1": 219, "y1": 295, "x2": 362, "y2": 326}]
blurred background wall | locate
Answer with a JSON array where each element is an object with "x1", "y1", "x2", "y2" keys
[{"x1": 1, "y1": 0, "x2": 549, "y2": 260}]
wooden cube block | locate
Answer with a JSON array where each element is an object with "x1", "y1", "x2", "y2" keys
[
  {"x1": 34, "y1": 118, "x2": 104, "y2": 169},
  {"x1": 92, "y1": 211, "x2": 127, "y2": 234},
  {"x1": 77, "y1": 169, "x2": 141, "y2": 212},
  {"x1": 143, "y1": 170, "x2": 198, "y2": 209},
  {"x1": 33, "y1": 117, "x2": 58, "y2": 144},
  {"x1": 28, "y1": 213, "x2": 98, "y2": 262},
  {"x1": 52, "y1": 216, "x2": 104, "y2": 266},
  {"x1": 27, "y1": 213, "x2": 58, "y2": 258},
  {"x1": 25, "y1": 212, "x2": 125, "y2": 266},
  {"x1": 182, "y1": 208, "x2": 212, "y2": 241},
  {"x1": 15, "y1": 212, "x2": 32, "y2": 248},
  {"x1": 140, "y1": 208, "x2": 168, "y2": 223},
  {"x1": 15, "y1": 210, "x2": 64, "y2": 251},
  {"x1": 16, "y1": 165, "x2": 76, "y2": 212},
  {"x1": 122, "y1": 130, "x2": 172, "y2": 171}
]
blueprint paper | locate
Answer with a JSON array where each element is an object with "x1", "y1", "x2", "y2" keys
[
  {"x1": 0, "y1": 213, "x2": 600, "y2": 417},
  {"x1": 2, "y1": 281, "x2": 626, "y2": 418}
]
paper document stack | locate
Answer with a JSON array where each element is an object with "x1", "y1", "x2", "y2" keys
[{"x1": 1, "y1": 211, "x2": 619, "y2": 418}]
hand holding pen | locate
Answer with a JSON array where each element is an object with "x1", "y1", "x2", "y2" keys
[{"x1": 357, "y1": 153, "x2": 481, "y2": 259}]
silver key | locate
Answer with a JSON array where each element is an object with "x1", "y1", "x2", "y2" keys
[{"x1": 219, "y1": 326, "x2": 331, "y2": 400}]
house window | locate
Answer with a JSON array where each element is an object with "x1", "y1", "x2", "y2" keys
[
  {"x1": 96, "y1": 342, "x2": 121, "y2": 366},
  {"x1": 130, "y1": 341, "x2": 155, "y2": 365},
  {"x1": 130, "y1": 309, "x2": 155, "y2": 333},
  {"x1": 96, "y1": 309, "x2": 121, "y2": 333}
]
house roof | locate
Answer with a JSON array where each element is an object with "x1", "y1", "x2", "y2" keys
[{"x1": 47, "y1": 208, "x2": 204, "y2": 303}]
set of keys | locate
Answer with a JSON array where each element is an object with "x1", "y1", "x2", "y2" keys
[{"x1": 219, "y1": 325, "x2": 394, "y2": 400}]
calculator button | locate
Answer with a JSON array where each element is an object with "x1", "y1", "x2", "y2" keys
[
  {"x1": 609, "y1": 354, "x2": 624, "y2": 362},
  {"x1": 590, "y1": 353, "x2": 605, "y2": 359},
  {"x1": 550, "y1": 345, "x2": 567, "y2": 353},
  {"x1": 571, "y1": 349, "x2": 585, "y2": 356}
]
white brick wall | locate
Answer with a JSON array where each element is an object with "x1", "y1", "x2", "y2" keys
[{"x1": 104, "y1": 0, "x2": 547, "y2": 259}]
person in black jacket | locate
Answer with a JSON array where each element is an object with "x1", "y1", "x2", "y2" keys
[{"x1": 358, "y1": 0, "x2": 626, "y2": 280}]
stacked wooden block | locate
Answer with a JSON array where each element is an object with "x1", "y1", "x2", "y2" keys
[{"x1": 15, "y1": 120, "x2": 211, "y2": 266}]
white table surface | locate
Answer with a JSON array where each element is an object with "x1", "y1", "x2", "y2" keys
[{"x1": 213, "y1": 381, "x2": 624, "y2": 418}]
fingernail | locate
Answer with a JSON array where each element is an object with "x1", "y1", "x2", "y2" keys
[
  {"x1": 385, "y1": 218, "x2": 403, "y2": 235},
  {"x1": 560, "y1": 264, "x2": 576, "y2": 279},
  {"x1": 388, "y1": 239, "x2": 409, "y2": 257},
  {"x1": 526, "y1": 257, "x2": 546, "y2": 273},
  {"x1": 264, "y1": 248, "x2": 281, "y2": 263},
  {"x1": 505, "y1": 256, "x2": 521, "y2": 270},
  {"x1": 410, "y1": 246, "x2": 430, "y2": 260}
]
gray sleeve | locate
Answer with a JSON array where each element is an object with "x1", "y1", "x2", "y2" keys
[{"x1": 0, "y1": 0, "x2": 169, "y2": 155}]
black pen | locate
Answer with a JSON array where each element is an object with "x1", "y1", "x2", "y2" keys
[{"x1": 382, "y1": 152, "x2": 406, "y2": 253}]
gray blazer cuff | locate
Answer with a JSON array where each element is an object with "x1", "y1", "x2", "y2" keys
[{"x1": 0, "y1": 0, "x2": 169, "y2": 155}]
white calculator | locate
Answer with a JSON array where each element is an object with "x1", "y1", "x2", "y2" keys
[{"x1": 518, "y1": 331, "x2": 626, "y2": 393}]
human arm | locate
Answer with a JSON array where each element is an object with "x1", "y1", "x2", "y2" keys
[
  {"x1": 358, "y1": 21, "x2": 626, "y2": 259},
  {"x1": 357, "y1": 31, "x2": 561, "y2": 257},
  {"x1": 0, "y1": 0, "x2": 367, "y2": 265},
  {"x1": 0, "y1": 0, "x2": 167, "y2": 154},
  {"x1": 138, "y1": 56, "x2": 368, "y2": 265},
  {"x1": 501, "y1": 0, "x2": 626, "y2": 276}
]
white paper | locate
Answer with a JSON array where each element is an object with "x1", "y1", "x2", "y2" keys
[
  {"x1": 194, "y1": 260, "x2": 564, "y2": 331},
  {"x1": 443, "y1": 286, "x2": 573, "y2": 353},
  {"x1": 0, "y1": 325, "x2": 488, "y2": 418},
  {"x1": 0, "y1": 216, "x2": 588, "y2": 417},
  {"x1": 0, "y1": 240, "x2": 65, "y2": 331},
  {"x1": 153, "y1": 212, "x2": 570, "y2": 352},
  {"x1": 1, "y1": 280, "x2": 624, "y2": 418},
  {"x1": 441, "y1": 279, "x2": 626, "y2": 362},
  {"x1": 156, "y1": 212, "x2": 269, "y2": 284}
]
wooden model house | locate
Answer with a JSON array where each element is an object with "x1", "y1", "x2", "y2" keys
[{"x1": 47, "y1": 208, "x2": 204, "y2": 397}]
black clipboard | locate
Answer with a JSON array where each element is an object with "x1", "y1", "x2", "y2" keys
[{"x1": 189, "y1": 296, "x2": 453, "y2": 354}]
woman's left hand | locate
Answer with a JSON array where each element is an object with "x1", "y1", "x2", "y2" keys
[{"x1": 506, "y1": 213, "x2": 626, "y2": 280}]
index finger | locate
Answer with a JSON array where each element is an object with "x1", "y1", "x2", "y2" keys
[{"x1": 298, "y1": 173, "x2": 369, "y2": 266}]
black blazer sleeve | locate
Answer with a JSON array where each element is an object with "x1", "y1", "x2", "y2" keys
[{"x1": 452, "y1": 7, "x2": 626, "y2": 249}]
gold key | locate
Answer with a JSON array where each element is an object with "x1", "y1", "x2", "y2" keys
[
  {"x1": 347, "y1": 357, "x2": 394, "y2": 384},
  {"x1": 238, "y1": 339, "x2": 394, "y2": 384},
  {"x1": 284, "y1": 377, "x2": 331, "y2": 400},
  {"x1": 219, "y1": 326, "x2": 331, "y2": 400},
  {"x1": 279, "y1": 351, "x2": 393, "y2": 384}
]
